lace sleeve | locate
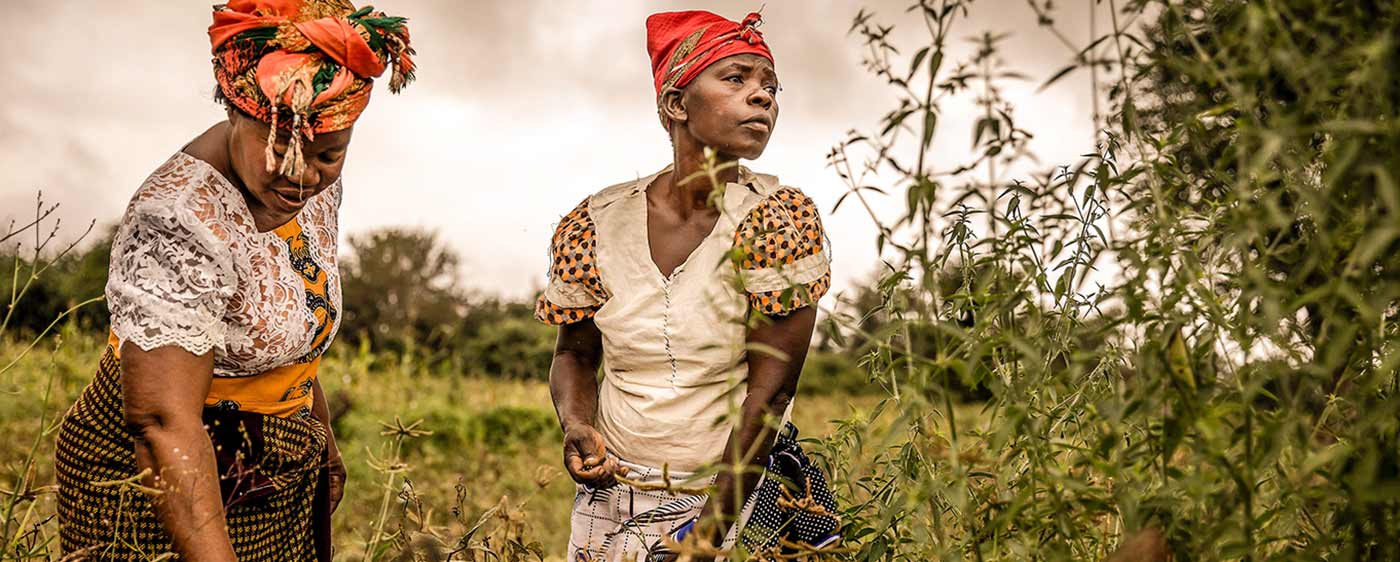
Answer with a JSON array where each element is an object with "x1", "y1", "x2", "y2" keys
[
  {"x1": 106, "y1": 191, "x2": 237, "y2": 355},
  {"x1": 535, "y1": 198, "x2": 609, "y2": 325},
  {"x1": 734, "y1": 187, "x2": 831, "y2": 316}
]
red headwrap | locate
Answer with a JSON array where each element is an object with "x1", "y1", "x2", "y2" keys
[
  {"x1": 209, "y1": 0, "x2": 416, "y2": 175},
  {"x1": 646, "y1": 10, "x2": 773, "y2": 98}
]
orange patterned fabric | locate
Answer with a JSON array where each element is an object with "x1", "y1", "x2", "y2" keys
[
  {"x1": 536, "y1": 199, "x2": 608, "y2": 325},
  {"x1": 734, "y1": 187, "x2": 830, "y2": 315},
  {"x1": 210, "y1": 0, "x2": 416, "y2": 175}
]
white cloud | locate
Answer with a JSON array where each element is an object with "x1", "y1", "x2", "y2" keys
[{"x1": 1, "y1": 0, "x2": 1111, "y2": 301}]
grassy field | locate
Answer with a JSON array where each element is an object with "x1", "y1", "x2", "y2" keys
[{"x1": 0, "y1": 329, "x2": 899, "y2": 561}]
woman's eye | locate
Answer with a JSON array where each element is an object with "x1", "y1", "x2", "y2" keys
[
  {"x1": 765, "y1": 85, "x2": 779, "y2": 95},
  {"x1": 727, "y1": 75, "x2": 744, "y2": 84},
  {"x1": 317, "y1": 152, "x2": 341, "y2": 164}
]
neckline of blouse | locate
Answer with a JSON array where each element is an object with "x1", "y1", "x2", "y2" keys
[
  {"x1": 172, "y1": 151, "x2": 333, "y2": 236},
  {"x1": 634, "y1": 164, "x2": 766, "y2": 283}
]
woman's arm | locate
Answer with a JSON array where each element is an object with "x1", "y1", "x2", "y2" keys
[
  {"x1": 311, "y1": 377, "x2": 346, "y2": 513},
  {"x1": 696, "y1": 306, "x2": 818, "y2": 548},
  {"x1": 121, "y1": 343, "x2": 238, "y2": 562},
  {"x1": 548, "y1": 318, "x2": 621, "y2": 487}
]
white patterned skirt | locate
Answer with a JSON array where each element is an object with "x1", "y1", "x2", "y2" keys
[
  {"x1": 567, "y1": 424, "x2": 840, "y2": 562},
  {"x1": 568, "y1": 459, "x2": 727, "y2": 562}
]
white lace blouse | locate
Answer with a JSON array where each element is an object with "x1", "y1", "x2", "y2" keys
[{"x1": 106, "y1": 152, "x2": 343, "y2": 378}]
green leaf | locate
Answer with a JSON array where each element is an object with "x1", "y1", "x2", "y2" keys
[
  {"x1": 973, "y1": 117, "x2": 995, "y2": 147},
  {"x1": 1121, "y1": 98, "x2": 1139, "y2": 139},
  {"x1": 1039, "y1": 63, "x2": 1080, "y2": 91},
  {"x1": 1370, "y1": 165, "x2": 1400, "y2": 215},
  {"x1": 1166, "y1": 328, "x2": 1196, "y2": 393},
  {"x1": 921, "y1": 110, "x2": 938, "y2": 150},
  {"x1": 908, "y1": 47, "x2": 929, "y2": 81}
]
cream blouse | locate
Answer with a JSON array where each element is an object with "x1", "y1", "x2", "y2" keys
[{"x1": 536, "y1": 166, "x2": 830, "y2": 471}]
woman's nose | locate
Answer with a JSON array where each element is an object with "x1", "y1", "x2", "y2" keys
[
  {"x1": 748, "y1": 88, "x2": 773, "y2": 110},
  {"x1": 283, "y1": 158, "x2": 321, "y2": 187}
]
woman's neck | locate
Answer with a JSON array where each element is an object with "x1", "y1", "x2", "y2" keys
[
  {"x1": 665, "y1": 134, "x2": 741, "y2": 214},
  {"x1": 186, "y1": 121, "x2": 291, "y2": 232}
]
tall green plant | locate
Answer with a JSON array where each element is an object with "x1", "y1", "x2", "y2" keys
[{"x1": 814, "y1": 0, "x2": 1400, "y2": 560}]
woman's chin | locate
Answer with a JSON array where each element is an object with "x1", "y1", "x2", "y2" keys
[
  {"x1": 711, "y1": 142, "x2": 766, "y2": 162},
  {"x1": 249, "y1": 188, "x2": 308, "y2": 218},
  {"x1": 735, "y1": 146, "x2": 767, "y2": 161}
]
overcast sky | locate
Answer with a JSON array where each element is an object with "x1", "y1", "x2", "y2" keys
[{"x1": 0, "y1": 0, "x2": 1112, "y2": 301}]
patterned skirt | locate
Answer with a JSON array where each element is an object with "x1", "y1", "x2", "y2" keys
[
  {"x1": 55, "y1": 346, "x2": 331, "y2": 561},
  {"x1": 568, "y1": 423, "x2": 840, "y2": 562}
]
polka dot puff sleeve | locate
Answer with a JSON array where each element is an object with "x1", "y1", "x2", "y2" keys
[
  {"x1": 733, "y1": 187, "x2": 831, "y2": 316},
  {"x1": 535, "y1": 198, "x2": 609, "y2": 325}
]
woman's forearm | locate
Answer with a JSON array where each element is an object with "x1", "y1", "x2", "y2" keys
[
  {"x1": 121, "y1": 344, "x2": 235, "y2": 561},
  {"x1": 550, "y1": 350, "x2": 601, "y2": 431},
  {"x1": 549, "y1": 319, "x2": 604, "y2": 431},
  {"x1": 130, "y1": 419, "x2": 238, "y2": 562}
]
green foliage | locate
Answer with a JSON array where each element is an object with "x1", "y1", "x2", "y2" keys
[
  {"x1": 340, "y1": 228, "x2": 467, "y2": 353},
  {"x1": 419, "y1": 405, "x2": 562, "y2": 452},
  {"x1": 455, "y1": 300, "x2": 555, "y2": 381},
  {"x1": 0, "y1": 199, "x2": 104, "y2": 561},
  {"x1": 798, "y1": 350, "x2": 873, "y2": 397},
  {"x1": 811, "y1": 0, "x2": 1400, "y2": 560},
  {"x1": 339, "y1": 228, "x2": 558, "y2": 379},
  {"x1": 0, "y1": 225, "x2": 111, "y2": 335}
]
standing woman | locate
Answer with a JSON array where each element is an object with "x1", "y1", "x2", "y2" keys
[
  {"x1": 538, "y1": 10, "x2": 839, "y2": 561},
  {"x1": 54, "y1": 1, "x2": 415, "y2": 560}
]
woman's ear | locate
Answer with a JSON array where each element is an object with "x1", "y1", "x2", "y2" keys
[
  {"x1": 659, "y1": 87, "x2": 687, "y2": 125},
  {"x1": 225, "y1": 105, "x2": 247, "y2": 133}
]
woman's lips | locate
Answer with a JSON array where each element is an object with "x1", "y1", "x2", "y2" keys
[
  {"x1": 269, "y1": 187, "x2": 309, "y2": 209},
  {"x1": 741, "y1": 120, "x2": 771, "y2": 133}
]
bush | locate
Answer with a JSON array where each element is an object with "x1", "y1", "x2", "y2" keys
[
  {"x1": 339, "y1": 228, "x2": 467, "y2": 355},
  {"x1": 418, "y1": 405, "x2": 561, "y2": 452},
  {"x1": 797, "y1": 350, "x2": 872, "y2": 397},
  {"x1": 457, "y1": 315, "x2": 555, "y2": 381}
]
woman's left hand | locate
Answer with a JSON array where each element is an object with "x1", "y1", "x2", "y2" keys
[
  {"x1": 327, "y1": 446, "x2": 347, "y2": 513},
  {"x1": 313, "y1": 379, "x2": 346, "y2": 513}
]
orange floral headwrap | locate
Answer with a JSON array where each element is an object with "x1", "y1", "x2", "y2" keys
[{"x1": 210, "y1": 0, "x2": 416, "y2": 175}]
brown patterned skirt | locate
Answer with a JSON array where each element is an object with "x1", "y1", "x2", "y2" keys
[{"x1": 55, "y1": 346, "x2": 331, "y2": 561}]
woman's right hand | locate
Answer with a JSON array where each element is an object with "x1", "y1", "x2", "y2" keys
[{"x1": 563, "y1": 424, "x2": 624, "y2": 488}]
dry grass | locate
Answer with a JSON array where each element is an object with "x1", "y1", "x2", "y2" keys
[{"x1": 0, "y1": 330, "x2": 895, "y2": 561}]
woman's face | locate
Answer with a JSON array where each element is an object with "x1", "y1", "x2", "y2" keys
[
  {"x1": 226, "y1": 109, "x2": 353, "y2": 219},
  {"x1": 676, "y1": 53, "x2": 780, "y2": 160}
]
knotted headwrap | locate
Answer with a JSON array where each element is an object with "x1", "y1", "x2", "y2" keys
[
  {"x1": 646, "y1": 10, "x2": 773, "y2": 99},
  {"x1": 209, "y1": 0, "x2": 416, "y2": 176}
]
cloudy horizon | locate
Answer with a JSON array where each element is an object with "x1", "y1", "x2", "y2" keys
[{"x1": 1, "y1": 0, "x2": 1112, "y2": 302}]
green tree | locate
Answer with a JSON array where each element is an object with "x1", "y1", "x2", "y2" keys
[{"x1": 339, "y1": 228, "x2": 467, "y2": 356}]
